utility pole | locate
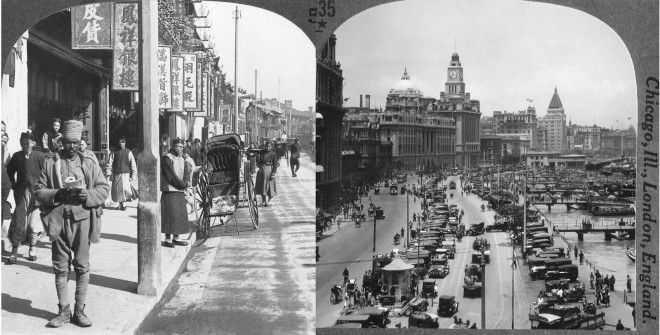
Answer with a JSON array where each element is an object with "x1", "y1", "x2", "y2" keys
[
  {"x1": 372, "y1": 213, "x2": 377, "y2": 273},
  {"x1": 523, "y1": 166, "x2": 528, "y2": 262},
  {"x1": 481, "y1": 249, "x2": 486, "y2": 329},
  {"x1": 278, "y1": 76, "x2": 281, "y2": 136},
  {"x1": 233, "y1": 6, "x2": 240, "y2": 133},
  {"x1": 511, "y1": 246, "x2": 517, "y2": 329},
  {"x1": 253, "y1": 69, "x2": 257, "y2": 144},
  {"x1": 406, "y1": 190, "x2": 410, "y2": 248}
]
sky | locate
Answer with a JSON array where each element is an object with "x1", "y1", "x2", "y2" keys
[
  {"x1": 335, "y1": 0, "x2": 638, "y2": 130},
  {"x1": 203, "y1": 2, "x2": 315, "y2": 112}
]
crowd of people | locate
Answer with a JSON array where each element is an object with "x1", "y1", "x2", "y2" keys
[{"x1": 1, "y1": 117, "x2": 304, "y2": 329}]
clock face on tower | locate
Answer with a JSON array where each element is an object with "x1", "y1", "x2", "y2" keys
[{"x1": 449, "y1": 70, "x2": 457, "y2": 79}]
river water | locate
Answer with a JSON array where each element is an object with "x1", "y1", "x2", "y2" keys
[{"x1": 537, "y1": 206, "x2": 636, "y2": 291}]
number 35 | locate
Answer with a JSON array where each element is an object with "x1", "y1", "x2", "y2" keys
[{"x1": 318, "y1": 0, "x2": 336, "y2": 17}]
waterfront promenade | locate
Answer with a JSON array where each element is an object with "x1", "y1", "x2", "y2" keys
[{"x1": 538, "y1": 212, "x2": 636, "y2": 330}]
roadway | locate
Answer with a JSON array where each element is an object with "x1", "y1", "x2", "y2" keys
[
  {"x1": 316, "y1": 175, "x2": 536, "y2": 329},
  {"x1": 316, "y1": 175, "x2": 424, "y2": 328}
]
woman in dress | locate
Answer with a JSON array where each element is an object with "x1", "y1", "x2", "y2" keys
[{"x1": 255, "y1": 141, "x2": 278, "y2": 207}]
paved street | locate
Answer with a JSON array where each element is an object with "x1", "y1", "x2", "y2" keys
[
  {"x1": 137, "y1": 154, "x2": 316, "y2": 335},
  {"x1": 316, "y1": 175, "x2": 536, "y2": 329}
]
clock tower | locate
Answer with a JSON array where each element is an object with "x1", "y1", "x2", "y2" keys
[{"x1": 445, "y1": 52, "x2": 465, "y2": 97}]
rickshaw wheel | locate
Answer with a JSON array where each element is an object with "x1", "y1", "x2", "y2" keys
[
  {"x1": 245, "y1": 164, "x2": 259, "y2": 229},
  {"x1": 197, "y1": 212, "x2": 211, "y2": 238},
  {"x1": 248, "y1": 178, "x2": 259, "y2": 229}
]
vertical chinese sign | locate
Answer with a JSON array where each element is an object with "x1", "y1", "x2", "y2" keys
[
  {"x1": 72, "y1": 3, "x2": 113, "y2": 49},
  {"x1": 170, "y1": 56, "x2": 184, "y2": 112},
  {"x1": 181, "y1": 54, "x2": 197, "y2": 110},
  {"x1": 196, "y1": 62, "x2": 203, "y2": 111},
  {"x1": 157, "y1": 46, "x2": 172, "y2": 109},
  {"x1": 112, "y1": 3, "x2": 140, "y2": 91},
  {"x1": 199, "y1": 72, "x2": 208, "y2": 117},
  {"x1": 209, "y1": 77, "x2": 216, "y2": 119}
]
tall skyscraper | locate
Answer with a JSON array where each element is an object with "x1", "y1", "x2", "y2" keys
[{"x1": 539, "y1": 87, "x2": 567, "y2": 152}]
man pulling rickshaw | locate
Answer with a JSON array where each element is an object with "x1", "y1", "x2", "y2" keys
[{"x1": 394, "y1": 233, "x2": 401, "y2": 245}]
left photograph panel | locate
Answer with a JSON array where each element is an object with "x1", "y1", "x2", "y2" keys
[{"x1": 1, "y1": 1, "x2": 317, "y2": 334}]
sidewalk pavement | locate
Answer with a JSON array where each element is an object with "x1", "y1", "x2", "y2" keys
[
  {"x1": 2, "y1": 199, "x2": 198, "y2": 334},
  {"x1": 137, "y1": 155, "x2": 316, "y2": 335}
]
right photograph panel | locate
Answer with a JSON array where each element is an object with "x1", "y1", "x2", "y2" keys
[{"x1": 316, "y1": 0, "x2": 637, "y2": 330}]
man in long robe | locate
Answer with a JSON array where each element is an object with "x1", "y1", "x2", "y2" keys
[
  {"x1": 161, "y1": 138, "x2": 192, "y2": 247},
  {"x1": 34, "y1": 120, "x2": 110, "y2": 328},
  {"x1": 6, "y1": 132, "x2": 45, "y2": 264},
  {"x1": 105, "y1": 137, "x2": 137, "y2": 210}
]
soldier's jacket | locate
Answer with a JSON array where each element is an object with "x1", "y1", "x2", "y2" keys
[{"x1": 34, "y1": 152, "x2": 110, "y2": 243}]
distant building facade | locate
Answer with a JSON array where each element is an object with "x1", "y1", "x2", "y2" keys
[
  {"x1": 316, "y1": 34, "x2": 345, "y2": 212},
  {"x1": 432, "y1": 53, "x2": 481, "y2": 168},
  {"x1": 539, "y1": 87, "x2": 567, "y2": 152}
]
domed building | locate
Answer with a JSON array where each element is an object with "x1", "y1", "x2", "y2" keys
[{"x1": 385, "y1": 68, "x2": 431, "y2": 114}]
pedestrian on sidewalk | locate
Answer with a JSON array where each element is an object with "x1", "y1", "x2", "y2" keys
[
  {"x1": 255, "y1": 141, "x2": 278, "y2": 207},
  {"x1": 6, "y1": 132, "x2": 45, "y2": 264},
  {"x1": 590, "y1": 272, "x2": 595, "y2": 289},
  {"x1": 190, "y1": 138, "x2": 203, "y2": 166},
  {"x1": 160, "y1": 138, "x2": 192, "y2": 248},
  {"x1": 604, "y1": 275, "x2": 610, "y2": 289},
  {"x1": 610, "y1": 275, "x2": 616, "y2": 291},
  {"x1": 627, "y1": 275, "x2": 632, "y2": 292},
  {"x1": 78, "y1": 138, "x2": 99, "y2": 166},
  {"x1": 574, "y1": 245, "x2": 578, "y2": 259},
  {"x1": 579, "y1": 251, "x2": 584, "y2": 264},
  {"x1": 34, "y1": 120, "x2": 110, "y2": 328},
  {"x1": 289, "y1": 139, "x2": 300, "y2": 177},
  {"x1": 41, "y1": 118, "x2": 62, "y2": 154},
  {"x1": 105, "y1": 137, "x2": 137, "y2": 211}
]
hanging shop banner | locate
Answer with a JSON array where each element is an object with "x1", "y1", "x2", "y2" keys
[
  {"x1": 72, "y1": 3, "x2": 113, "y2": 49},
  {"x1": 197, "y1": 72, "x2": 208, "y2": 117},
  {"x1": 157, "y1": 46, "x2": 172, "y2": 109},
  {"x1": 196, "y1": 62, "x2": 203, "y2": 112},
  {"x1": 170, "y1": 56, "x2": 184, "y2": 112},
  {"x1": 209, "y1": 78, "x2": 216, "y2": 119},
  {"x1": 112, "y1": 2, "x2": 140, "y2": 91},
  {"x1": 181, "y1": 53, "x2": 197, "y2": 110}
]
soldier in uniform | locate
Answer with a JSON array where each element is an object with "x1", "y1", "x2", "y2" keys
[{"x1": 34, "y1": 120, "x2": 110, "y2": 328}]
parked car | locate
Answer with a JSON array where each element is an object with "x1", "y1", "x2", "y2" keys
[
  {"x1": 409, "y1": 312, "x2": 439, "y2": 328},
  {"x1": 428, "y1": 264, "x2": 450, "y2": 278},
  {"x1": 437, "y1": 295, "x2": 459, "y2": 316}
]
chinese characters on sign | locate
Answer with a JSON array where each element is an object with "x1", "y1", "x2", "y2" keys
[
  {"x1": 112, "y1": 3, "x2": 140, "y2": 91},
  {"x1": 199, "y1": 72, "x2": 208, "y2": 117},
  {"x1": 72, "y1": 3, "x2": 113, "y2": 49},
  {"x1": 181, "y1": 54, "x2": 198, "y2": 110},
  {"x1": 209, "y1": 78, "x2": 216, "y2": 119},
  {"x1": 308, "y1": 0, "x2": 336, "y2": 33},
  {"x1": 196, "y1": 62, "x2": 203, "y2": 112},
  {"x1": 157, "y1": 46, "x2": 172, "y2": 109},
  {"x1": 170, "y1": 56, "x2": 184, "y2": 112}
]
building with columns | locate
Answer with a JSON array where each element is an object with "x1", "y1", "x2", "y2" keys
[
  {"x1": 432, "y1": 53, "x2": 481, "y2": 168},
  {"x1": 539, "y1": 87, "x2": 567, "y2": 153}
]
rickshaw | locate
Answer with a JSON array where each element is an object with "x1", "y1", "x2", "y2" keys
[
  {"x1": 195, "y1": 134, "x2": 259, "y2": 237},
  {"x1": 330, "y1": 285, "x2": 343, "y2": 304},
  {"x1": 346, "y1": 278, "x2": 357, "y2": 296}
]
